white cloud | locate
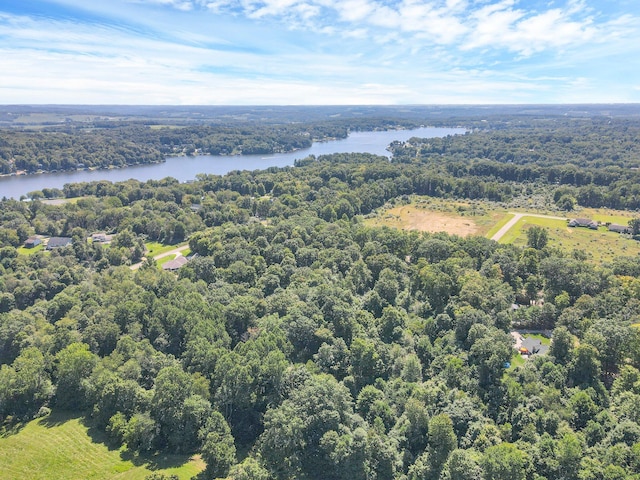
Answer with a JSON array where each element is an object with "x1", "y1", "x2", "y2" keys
[
  {"x1": 130, "y1": 0, "x2": 196, "y2": 10},
  {"x1": 1, "y1": 1, "x2": 640, "y2": 104},
  {"x1": 249, "y1": 0, "x2": 301, "y2": 18},
  {"x1": 335, "y1": 0, "x2": 375, "y2": 22},
  {"x1": 461, "y1": 0, "x2": 602, "y2": 56},
  {"x1": 120, "y1": 0, "x2": 637, "y2": 60}
]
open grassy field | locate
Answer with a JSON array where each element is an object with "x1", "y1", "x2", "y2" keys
[
  {"x1": 497, "y1": 215, "x2": 568, "y2": 245},
  {"x1": 41, "y1": 196, "x2": 90, "y2": 205},
  {"x1": 365, "y1": 196, "x2": 640, "y2": 264},
  {"x1": 148, "y1": 125, "x2": 186, "y2": 130},
  {"x1": 0, "y1": 412, "x2": 204, "y2": 480},
  {"x1": 500, "y1": 215, "x2": 640, "y2": 264},
  {"x1": 364, "y1": 198, "x2": 505, "y2": 237},
  {"x1": 485, "y1": 213, "x2": 516, "y2": 239},
  {"x1": 580, "y1": 207, "x2": 638, "y2": 225}
]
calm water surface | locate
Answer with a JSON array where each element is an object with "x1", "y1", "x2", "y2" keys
[{"x1": 0, "y1": 127, "x2": 464, "y2": 199}]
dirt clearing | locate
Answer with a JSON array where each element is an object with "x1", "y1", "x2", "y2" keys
[{"x1": 370, "y1": 205, "x2": 480, "y2": 236}]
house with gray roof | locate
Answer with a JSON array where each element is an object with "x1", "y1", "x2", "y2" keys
[
  {"x1": 608, "y1": 223, "x2": 632, "y2": 234},
  {"x1": 568, "y1": 218, "x2": 598, "y2": 229},
  {"x1": 24, "y1": 236, "x2": 42, "y2": 248},
  {"x1": 46, "y1": 237, "x2": 73, "y2": 250},
  {"x1": 162, "y1": 256, "x2": 189, "y2": 271}
]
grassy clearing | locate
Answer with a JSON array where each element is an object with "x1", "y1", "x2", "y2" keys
[
  {"x1": 366, "y1": 197, "x2": 640, "y2": 264},
  {"x1": 498, "y1": 216, "x2": 567, "y2": 245},
  {"x1": 580, "y1": 207, "x2": 638, "y2": 225},
  {"x1": 508, "y1": 352, "x2": 526, "y2": 370},
  {"x1": 41, "y1": 196, "x2": 88, "y2": 205},
  {"x1": 485, "y1": 213, "x2": 515, "y2": 239},
  {"x1": 144, "y1": 242, "x2": 186, "y2": 257},
  {"x1": 501, "y1": 215, "x2": 640, "y2": 264},
  {"x1": 522, "y1": 333, "x2": 552, "y2": 346},
  {"x1": 0, "y1": 411, "x2": 203, "y2": 480},
  {"x1": 148, "y1": 125, "x2": 185, "y2": 130},
  {"x1": 17, "y1": 244, "x2": 45, "y2": 255},
  {"x1": 365, "y1": 197, "x2": 506, "y2": 237}
]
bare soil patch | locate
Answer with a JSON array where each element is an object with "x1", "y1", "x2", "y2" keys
[{"x1": 375, "y1": 205, "x2": 480, "y2": 236}]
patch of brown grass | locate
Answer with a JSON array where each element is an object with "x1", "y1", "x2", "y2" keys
[{"x1": 368, "y1": 204, "x2": 480, "y2": 236}]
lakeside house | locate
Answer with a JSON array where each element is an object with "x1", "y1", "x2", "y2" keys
[{"x1": 568, "y1": 218, "x2": 598, "y2": 229}]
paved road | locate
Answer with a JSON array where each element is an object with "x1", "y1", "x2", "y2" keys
[
  {"x1": 491, "y1": 212, "x2": 568, "y2": 242},
  {"x1": 130, "y1": 244, "x2": 190, "y2": 270}
]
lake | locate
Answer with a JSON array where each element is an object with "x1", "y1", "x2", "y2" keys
[{"x1": 0, "y1": 127, "x2": 464, "y2": 199}]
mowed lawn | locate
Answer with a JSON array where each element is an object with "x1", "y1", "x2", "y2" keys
[
  {"x1": 16, "y1": 244, "x2": 45, "y2": 255},
  {"x1": 144, "y1": 241, "x2": 184, "y2": 257},
  {"x1": 0, "y1": 412, "x2": 204, "y2": 480}
]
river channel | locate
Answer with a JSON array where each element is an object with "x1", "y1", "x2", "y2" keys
[{"x1": 0, "y1": 127, "x2": 464, "y2": 199}]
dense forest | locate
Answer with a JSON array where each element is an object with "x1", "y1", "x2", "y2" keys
[{"x1": 2, "y1": 107, "x2": 640, "y2": 480}]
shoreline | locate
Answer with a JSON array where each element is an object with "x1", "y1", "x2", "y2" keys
[{"x1": 0, "y1": 127, "x2": 428, "y2": 179}]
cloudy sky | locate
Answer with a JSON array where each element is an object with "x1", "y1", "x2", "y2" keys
[{"x1": 1, "y1": 0, "x2": 639, "y2": 104}]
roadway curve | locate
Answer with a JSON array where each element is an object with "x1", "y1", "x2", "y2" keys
[{"x1": 490, "y1": 213, "x2": 568, "y2": 242}]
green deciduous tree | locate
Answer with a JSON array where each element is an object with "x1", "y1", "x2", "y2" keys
[
  {"x1": 0, "y1": 347, "x2": 52, "y2": 418},
  {"x1": 54, "y1": 342, "x2": 98, "y2": 409},
  {"x1": 481, "y1": 443, "x2": 530, "y2": 480},
  {"x1": 201, "y1": 411, "x2": 236, "y2": 479},
  {"x1": 441, "y1": 449, "x2": 483, "y2": 480},
  {"x1": 526, "y1": 226, "x2": 549, "y2": 250}
]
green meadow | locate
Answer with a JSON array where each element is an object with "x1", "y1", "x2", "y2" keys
[
  {"x1": 0, "y1": 412, "x2": 204, "y2": 480},
  {"x1": 498, "y1": 214, "x2": 640, "y2": 264}
]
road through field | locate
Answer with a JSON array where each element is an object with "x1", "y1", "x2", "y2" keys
[
  {"x1": 129, "y1": 244, "x2": 190, "y2": 270},
  {"x1": 490, "y1": 213, "x2": 568, "y2": 242}
]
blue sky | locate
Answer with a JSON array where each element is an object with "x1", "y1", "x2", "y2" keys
[{"x1": 1, "y1": 0, "x2": 638, "y2": 104}]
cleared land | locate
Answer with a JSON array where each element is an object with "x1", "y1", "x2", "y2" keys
[
  {"x1": 490, "y1": 213, "x2": 568, "y2": 242},
  {"x1": 367, "y1": 197, "x2": 640, "y2": 264},
  {"x1": 0, "y1": 412, "x2": 204, "y2": 480},
  {"x1": 130, "y1": 243, "x2": 190, "y2": 270},
  {"x1": 500, "y1": 215, "x2": 640, "y2": 263},
  {"x1": 365, "y1": 199, "x2": 504, "y2": 237},
  {"x1": 16, "y1": 244, "x2": 45, "y2": 255}
]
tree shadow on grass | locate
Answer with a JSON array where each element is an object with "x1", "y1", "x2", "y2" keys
[
  {"x1": 2, "y1": 409, "x2": 79, "y2": 438},
  {"x1": 19, "y1": 409, "x2": 199, "y2": 473},
  {"x1": 120, "y1": 448, "x2": 198, "y2": 472},
  {"x1": 40, "y1": 410, "x2": 123, "y2": 452},
  {"x1": 38, "y1": 409, "x2": 81, "y2": 428},
  {"x1": 80, "y1": 415, "x2": 122, "y2": 452},
  {"x1": 0, "y1": 418, "x2": 28, "y2": 438}
]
